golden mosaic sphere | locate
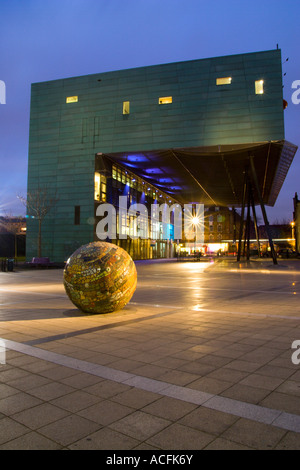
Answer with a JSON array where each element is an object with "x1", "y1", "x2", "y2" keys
[{"x1": 63, "y1": 241, "x2": 137, "y2": 314}]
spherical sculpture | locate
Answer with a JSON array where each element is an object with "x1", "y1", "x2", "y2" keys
[{"x1": 63, "y1": 241, "x2": 137, "y2": 314}]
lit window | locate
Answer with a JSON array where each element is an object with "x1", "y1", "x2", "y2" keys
[
  {"x1": 94, "y1": 173, "x2": 100, "y2": 201},
  {"x1": 66, "y1": 96, "x2": 78, "y2": 103},
  {"x1": 94, "y1": 172, "x2": 106, "y2": 202},
  {"x1": 159, "y1": 96, "x2": 172, "y2": 104},
  {"x1": 255, "y1": 80, "x2": 264, "y2": 94},
  {"x1": 123, "y1": 101, "x2": 130, "y2": 114},
  {"x1": 216, "y1": 77, "x2": 232, "y2": 85},
  {"x1": 101, "y1": 181, "x2": 106, "y2": 202}
]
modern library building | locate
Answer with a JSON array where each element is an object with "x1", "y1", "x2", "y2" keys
[{"x1": 26, "y1": 49, "x2": 297, "y2": 262}]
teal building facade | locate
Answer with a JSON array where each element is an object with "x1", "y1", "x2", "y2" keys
[{"x1": 27, "y1": 49, "x2": 291, "y2": 262}]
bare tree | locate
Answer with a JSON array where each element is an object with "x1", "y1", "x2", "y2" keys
[
  {"x1": 272, "y1": 217, "x2": 291, "y2": 226},
  {"x1": 18, "y1": 187, "x2": 59, "y2": 258}
]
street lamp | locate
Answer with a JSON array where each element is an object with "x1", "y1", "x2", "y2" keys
[
  {"x1": 184, "y1": 205, "x2": 204, "y2": 258},
  {"x1": 191, "y1": 216, "x2": 200, "y2": 258},
  {"x1": 291, "y1": 221, "x2": 295, "y2": 249}
]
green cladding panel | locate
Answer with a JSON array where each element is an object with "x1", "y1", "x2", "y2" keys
[{"x1": 27, "y1": 49, "x2": 284, "y2": 261}]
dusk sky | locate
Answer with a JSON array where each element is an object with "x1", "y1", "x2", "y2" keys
[{"x1": 0, "y1": 0, "x2": 299, "y2": 223}]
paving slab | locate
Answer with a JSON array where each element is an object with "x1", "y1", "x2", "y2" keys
[{"x1": 1, "y1": 258, "x2": 300, "y2": 450}]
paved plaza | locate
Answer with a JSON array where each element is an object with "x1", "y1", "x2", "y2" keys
[{"x1": 1, "y1": 257, "x2": 300, "y2": 450}]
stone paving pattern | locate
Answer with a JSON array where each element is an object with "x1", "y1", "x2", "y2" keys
[{"x1": 1, "y1": 257, "x2": 300, "y2": 450}]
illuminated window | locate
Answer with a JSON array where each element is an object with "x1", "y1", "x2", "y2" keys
[
  {"x1": 255, "y1": 80, "x2": 264, "y2": 94},
  {"x1": 66, "y1": 96, "x2": 78, "y2": 103},
  {"x1": 94, "y1": 172, "x2": 106, "y2": 202},
  {"x1": 123, "y1": 101, "x2": 130, "y2": 114},
  {"x1": 159, "y1": 96, "x2": 172, "y2": 104},
  {"x1": 216, "y1": 77, "x2": 232, "y2": 85}
]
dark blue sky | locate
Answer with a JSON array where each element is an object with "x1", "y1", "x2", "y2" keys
[{"x1": 0, "y1": 0, "x2": 299, "y2": 223}]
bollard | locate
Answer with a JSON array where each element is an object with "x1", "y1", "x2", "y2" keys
[{"x1": 7, "y1": 259, "x2": 14, "y2": 272}]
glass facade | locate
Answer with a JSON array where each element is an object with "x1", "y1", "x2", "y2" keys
[{"x1": 94, "y1": 159, "x2": 181, "y2": 260}]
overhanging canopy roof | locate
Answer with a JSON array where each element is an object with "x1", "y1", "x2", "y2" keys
[{"x1": 103, "y1": 140, "x2": 297, "y2": 207}]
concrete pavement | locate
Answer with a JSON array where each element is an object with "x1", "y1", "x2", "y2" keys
[{"x1": 1, "y1": 257, "x2": 300, "y2": 450}]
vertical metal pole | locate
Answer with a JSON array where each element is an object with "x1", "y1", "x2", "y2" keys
[
  {"x1": 242, "y1": 205, "x2": 247, "y2": 258},
  {"x1": 192, "y1": 204, "x2": 196, "y2": 261},
  {"x1": 246, "y1": 188, "x2": 251, "y2": 260},
  {"x1": 293, "y1": 193, "x2": 298, "y2": 255},
  {"x1": 237, "y1": 170, "x2": 248, "y2": 261},
  {"x1": 242, "y1": 195, "x2": 249, "y2": 258},
  {"x1": 232, "y1": 208, "x2": 237, "y2": 243},
  {"x1": 250, "y1": 186, "x2": 261, "y2": 258},
  {"x1": 249, "y1": 156, "x2": 277, "y2": 265}
]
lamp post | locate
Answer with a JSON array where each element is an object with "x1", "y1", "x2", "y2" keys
[
  {"x1": 192, "y1": 216, "x2": 199, "y2": 259},
  {"x1": 291, "y1": 221, "x2": 295, "y2": 249}
]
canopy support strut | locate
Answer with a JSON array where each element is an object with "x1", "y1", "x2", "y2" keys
[{"x1": 237, "y1": 157, "x2": 277, "y2": 265}]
